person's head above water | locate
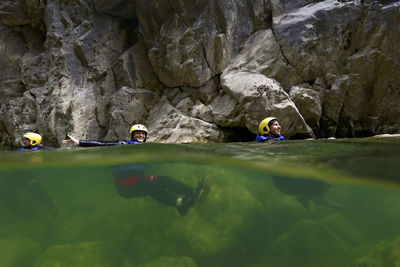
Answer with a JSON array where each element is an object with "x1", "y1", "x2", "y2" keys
[
  {"x1": 258, "y1": 117, "x2": 281, "y2": 138},
  {"x1": 22, "y1": 132, "x2": 42, "y2": 148},
  {"x1": 129, "y1": 124, "x2": 148, "y2": 143},
  {"x1": 62, "y1": 124, "x2": 149, "y2": 147}
]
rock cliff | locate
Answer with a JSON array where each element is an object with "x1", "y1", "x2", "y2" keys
[{"x1": 1, "y1": 0, "x2": 399, "y2": 146}]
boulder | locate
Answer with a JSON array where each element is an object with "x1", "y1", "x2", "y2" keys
[
  {"x1": 0, "y1": 239, "x2": 41, "y2": 267},
  {"x1": 147, "y1": 97, "x2": 224, "y2": 143},
  {"x1": 33, "y1": 242, "x2": 123, "y2": 267},
  {"x1": 350, "y1": 236, "x2": 400, "y2": 267},
  {"x1": 265, "y1": 220, "x2": 354, "y2": 267},
  {"x1": 138, "y1": 256, "x2": 197, "y2": 267},
  {"x1": 289, "y1": 85, "x2": 322, "y2": 129},
  {"x1": 220, "y1": 70, "x2": 314, "y2": 138}
]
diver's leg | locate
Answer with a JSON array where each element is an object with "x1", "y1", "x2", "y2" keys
[
  {"x1": 153, "y1": 176, "x2": 212, "y2": 216},
  {"x1": 156, "y1": 176, "x2": 211, "y2": 203},
  {"x1": 115, "y1": 177, "x2": 179, "y2": 207},
  {"x1": 155, "y1": 176, "x2": 194, "y2": 195},
  {"x1": 137, "y1": 176, "x2": 211, "y2": 216},
  {"x1": 145, "y1": 181, "x2": 179, "y2": 207},
  {"x1": 144, "y1": 177, "x2": 197, "y2": 216}
]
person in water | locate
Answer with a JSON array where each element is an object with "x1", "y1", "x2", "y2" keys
[
  {"x1": 63, "y1": 123, "x2": 211, "y2": 215},
  {"x1": 255, "y1": 117, "x2": 285, "y2": 142},
  {"x1": 18, "y1": 132, "x2": 54, "y2": 151},
  {"x1": 62, "y1": 124, "x2": 148, "y2": 147},
  {"x1": 113, "y1": 164, "x2": 211, "y2": 216}
]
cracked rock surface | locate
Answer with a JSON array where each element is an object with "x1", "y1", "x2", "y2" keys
[{"x1": 0, "y1": 0, "x2": 399, "y2": 146}]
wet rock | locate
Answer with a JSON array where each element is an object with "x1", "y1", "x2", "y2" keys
[
  {"x1": 94, "y1": 0, "x2": 136, "y2": 18},
  {"x1": 265, "y1": 220, "x2": 354, "y2": 267},
  {"x1": 0, "y1": 239, "x2": 41, "y2": 267},
  {"x1": 350, "y1": 236, "x2": 400, "y2": 267},
  {"x1": 321, "y1": 213, "x2": 367, "y2": 248},
  {"x1": 147, "y1": 97, "x2": 224, "y2": 143},
  {"x1": 191, "y1": 100, "x2": 214, "y2": 123},
  {"x1": 289, "y1": 85, "x2": 323, "y2": 130},
  {"x1": 220, "y1": 70, "x2": 314, "y2": 138},
  {"x1": 138, "y1": 256, "x2": 197, "y2": 267},
  {"x1": 225, "y1": 29, "x2": 301, "y2": 90},
  {"x1": 34, "y1": 242, "x2": 123, "y2": 267}
]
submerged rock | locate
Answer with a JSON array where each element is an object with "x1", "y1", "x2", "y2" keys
[
  {"x1": 265, "y1": 220, "x2": 354, "y2": 267},
  {"x1": 33, "y1": 242, "x2": 123, "y2": 267},
  {"x1": 350, "y1": 236, "x2": 400, "y2": 267},
  {"x1": 138, "y1": 256, "x2": 197, "y2": 267},
  {"x1": 0, "y1": 239, "x2": 41, "y2": 267}
]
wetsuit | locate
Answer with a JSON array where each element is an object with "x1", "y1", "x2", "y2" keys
[
  {"x1": 113, "y1": 164, "x2": 195, "y2": 208},
  {"x1": 78, "y1": 139, "x2": 139, "y2": 147},
  {"x1": 18, "y1": 146, "x2": 55, "y2": 151},
  {"x1": 255, "y1": 134, "x2": 285, "y2": 142}
]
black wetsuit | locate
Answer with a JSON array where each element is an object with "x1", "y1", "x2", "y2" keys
[
  {"x1": 113, "y1": 164, "x2": 195, "y2": 207},
  {"x1": 78, "y1": 140, "x2": 139, "y2": 147}
]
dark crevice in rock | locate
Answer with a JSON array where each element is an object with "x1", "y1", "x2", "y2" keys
[
  {"x1": 214, "y1": 1, "x2": 227, "y2": 34},
  {"x1": 94, "y1": 107, "x2": 108, "y2": 137},
  {"x1": 213, "y1": 74, "x2": 221, "y2": 89},
  {"x1": 20, "y1": 25, "x2": 47, "y2": 51},
  {"x1": 270, "y1": 25, "x2": 296, "y2": 70},
  {"x1": 135, "y1": 35, "x2": 165, "y2": 93},
  {"x1": 378, "y1": 0, "x2": 399, "y2": 4},
  {"x1": 120, "y1": 18, "x2": 139, "y2": 50},
  {"x1": 28, "y1": 91, "x2": 36, "y2": 99},
  {"x1": 167, "y1": 0, "x2": 182, "y2": 17},
  {"x1": 201, "y1": 44, "x2": 213, "y2": 75},
  {"x1": 290, "y1": 132, "x2": 315, "y2": 139},
  {"x1": 347, "y1": 4, "x2": 370, "y2": 57},
  {"x1": 304, "y1": 77, "x2": 316, "y2": 86},
  {"x1": 335, "y1": 102, "x2": 347, "y2": 137},
  {"x1": 247, "y1": 0, "x2": 272, "y2": 33},
  {"x1": 342, "y1": 29, "x2": 353, "y2": 50},
  {"x1": 219, "y1": 126, "x2": 255, "y2": 142}
]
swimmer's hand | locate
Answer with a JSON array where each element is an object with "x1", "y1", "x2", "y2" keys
[{"x1": 62, "y1": 134, "x2": 79, "y2": 146}]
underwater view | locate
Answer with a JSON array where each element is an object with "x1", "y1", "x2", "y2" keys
[{"x1": 1, "y1": 137, "x2": 400, "y2": 267}]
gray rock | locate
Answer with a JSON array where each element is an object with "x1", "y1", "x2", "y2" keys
[
  {"x1": 1, "y1": 0, "x2": 399, "y2": 145},
  {"x1": 94, "y1": 0, "x2": 136, "y2": 18},
  {"x1": 221, "y1": 70, "x2": 313, "y2": 137},
  {"x1": 226, "y1": 29, "x2": 301, "y2": 90},
  {"x1": 289, "y1": 85, "x2": 322, "y2": 129},
  {"x1": 147, "y1": 97, "x2": 224, "y2": 143},
  {"x1": 191, "y1": 100, "x2": 214, "y2": 123}
]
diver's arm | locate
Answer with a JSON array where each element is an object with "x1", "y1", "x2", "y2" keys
[
  {"x1": 78, "y1": 140, "x2": 126, "y2": 147},
  {"x1": 62, "y1": 134, "x2": 126, "y2": 147}
]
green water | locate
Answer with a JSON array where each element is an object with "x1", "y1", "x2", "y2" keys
[{"x1": 1, "y1": 137, "x2": 400, "y2": 267}]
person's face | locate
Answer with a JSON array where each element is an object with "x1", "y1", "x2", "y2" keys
[
  {"x1": 269, "y1": 120, "x2": 281, "y2": 137},
  {"x1": 22, "y1": 137, "x2": 31, "y2": 147},
  {"x1": 132, "y1": 131, "x2": 147, "y2": 143}
]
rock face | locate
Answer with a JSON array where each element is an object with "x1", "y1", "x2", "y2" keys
[{"x1": 0, "y1": 0, "x2": 399, "y2": 146}]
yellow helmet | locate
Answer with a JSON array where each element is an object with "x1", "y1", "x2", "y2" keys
[
  {"x1": 23, "y1": 132, "x2": 42, "y2": 146},
  {"x1": 129, "y1": 124, "x2": 148, "y2": 138},
  {"x1": 258, "y1": 117, "x2": 278, "y2": 135}
]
